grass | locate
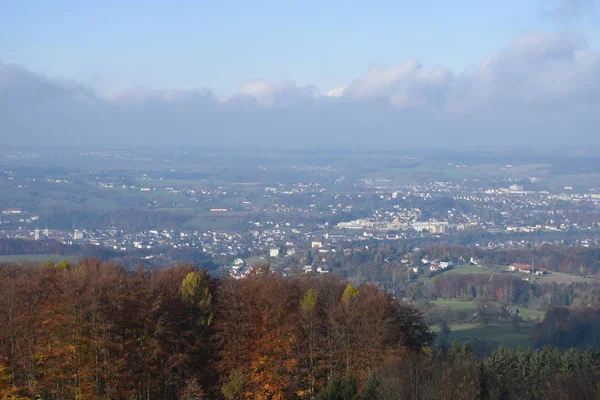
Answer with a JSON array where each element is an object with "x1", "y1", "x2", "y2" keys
[
  {"x1": 440, "y1": 323, "x2": 535, "y2": 348},
  {"x1": 517, "y1": 308, "x2": 545, "y2": 321},
  {"x1": 0, "y1": 254, "x2": 79, "y2": 264},
  {"x1": 444, "y1": 265, "x2": 498, "y2": 275},
  {"x1": 431, "y1": 299, "x2": 478, "y2": 310},
  {"x1": 184, "y1": 215, "x2": 247, "y2": 231},
  {"x1": 532, "y1": 271, "x2": 598, "y2": 284},
  {"x1": 431, "y1": 299, "x2": 544, "y2": 322}
]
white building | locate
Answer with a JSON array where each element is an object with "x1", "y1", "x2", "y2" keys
[{"x1": 269, "y1": 248, "x2": 280, "y2": 257}]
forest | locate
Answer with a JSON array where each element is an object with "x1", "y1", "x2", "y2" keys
[{"x1": 0, "y1": 260, "x2": 599, "y2": 399}]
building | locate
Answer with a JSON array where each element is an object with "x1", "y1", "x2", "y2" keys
[
  {"x1": 2, "y1": 208, "x2": 22, "y2": 215},
  {"x1": 509, "y1": 263, "x2": 533, "y2": 273},
  {"x1": 311, "y1": 241, "x2": 322, "y2": 249},
  {"x1": 412, "y1": 221, "x2": 449, "y2": 234},
  {"x1": 269, "y1": 248, "x2": 280, "y2": 257},
  {"x1": 439, "y1": 261, "x2": 453, "y2": 269},
  {"x1": 509, "y1": 184, "x2": 524, "y2": 192},
  {"x1": 73, "y1": 230, "x2": 84, "y2": 240}
]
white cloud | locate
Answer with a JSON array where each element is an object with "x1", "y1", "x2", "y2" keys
[
  {"x1": 324, "y1": 87, "x2": 345, "y2": 97},
  {"x1": 235, "y1": 80, "x2": 318, "y2": 107},
  {"x1": 0, "y1": 31, "x2": 599, "y2": 148},
  {"x1": 343, "y1": 60, "x2": 453, "y2": 109}
]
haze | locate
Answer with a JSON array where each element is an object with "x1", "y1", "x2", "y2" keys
[{"x1": 1, "y1": 0, "x2": 599, "y2": 149}]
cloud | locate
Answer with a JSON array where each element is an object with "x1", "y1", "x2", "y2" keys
[
  {"x1": 234, "y1": 80, "x2": 319, "y2": 108},
  {"x1": 324, "y1": 87, "x2": 345, "y2": 97},
  {"x1": 0, "y1": 31, "x2": 599, "y2": 149},
  {"x1": 342, "y1": 60, "x2": 453, "y2": 108}
]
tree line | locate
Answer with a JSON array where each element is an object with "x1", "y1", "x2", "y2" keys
[
  {"x1": 1, "y1": 259, "x2": 599, "y2": 399},
  {"x1": 0, "y1": 260, "x2": 432, "y2": 399}
]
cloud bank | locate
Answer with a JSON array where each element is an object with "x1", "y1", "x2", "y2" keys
[{"x1": 1, "y1": 32, "x2": 599, "y2": 149}]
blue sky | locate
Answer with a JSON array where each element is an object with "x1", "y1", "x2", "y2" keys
[{"x1": 1, "y1": 0, "x2": 598, "y2": 96}]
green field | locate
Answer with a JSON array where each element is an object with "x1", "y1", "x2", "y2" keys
[
  {"x1": 434, "y1": 323, "x2": 535, "y2": 348},
  {"x1": 431, "y1": 299, "x2": 479, "y2": 310},
  {"x1": 185, "y1": 214, "x2": 247, "y2": 231},
  {"x1": 0, "y1": 254, "x2": 79, "y2": 264},
  {"x1": 431, "y1": 299, "x2": 545, "y2": 321},
  {"x1": 444, "y1": 265, "x2": 498, "y2": 275},
  {"x1": 430, "y1": 298, "x2": 545, "y2": 348}
]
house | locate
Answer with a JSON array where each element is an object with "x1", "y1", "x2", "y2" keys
[
  {"x1": 535, "y1": 267, "x2": 549, "y2": 276},
  {"x1": 303, "y1": 265, "x2": 314, "y2": 273},
  {"x1": 269, "y1": 248, "x2": 280, "y2": 257},
  {"x1": 439, "y1": 261, "x2": 453, "y2": 270},
  {"x1": 509, "y1": 263, "x2": 532, "y2": 273},
  {"x1": 2, "y1": 208, "x2": 22, "y2": 215}
]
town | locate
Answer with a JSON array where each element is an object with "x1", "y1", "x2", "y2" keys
[{"x1": 1, "y1": 148, "x2": 600, "y2": 279}]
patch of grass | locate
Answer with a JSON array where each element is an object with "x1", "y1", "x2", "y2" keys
[
  {"x1": 432, "y1": 299, "x2": 478, "y2": 310},
  {"x1": 532, "y1": 271, "x2": 597, "y2": 284},
  {"x1": 435, "y1": 323, "x2": 534, "y2": 348},
  {"x1": 516, "y1": 308, "x2": 545, "y2": 321},
  {"x1": 431, "y1": 299, "x2": 543, "y2": 322},
  {"x1": 185, "y1": 215, "x2": 246, "y2": 231},
  {"x1": 443, "y1": 265, "x2": 498, "y2": 275}
]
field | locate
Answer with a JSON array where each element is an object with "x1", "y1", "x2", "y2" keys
[
  {"x1": 430, "y1": 298, "x2": 544, "y2": 348},
  {"x1": 185, "y1": 214, "x2": 249, "y2": 231},
  {"x1": 431, "y1": 299, "x2": 479, "y2": 310},
  {"x1": 431, "y1": 299, "x2": 545, "y2": 321},
  {"x1": 434, "y1": 323, "x2": 535, "y2": 348},
  {"x1": 442, "y1": 264, "x2": 596, "y2": 285},
  {"x1": 444, "y1": 264, "x2": 499, "y2": 275},
  {"x1": 532, "y1": 271, "x2": 598, "y2": 284},
  {"x1": 0, "y1": 254, "x2": 79, "y2": 264}
]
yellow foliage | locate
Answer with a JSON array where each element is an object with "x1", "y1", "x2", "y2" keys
[{"x1": 342, "y1": 283, "x2": 359, "y2": 307}]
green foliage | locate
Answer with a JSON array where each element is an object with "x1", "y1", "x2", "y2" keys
[
  {"x1": 316, "y1": 375, "x2": 359, "y2": 400},
  {"x1": 342, "y1": 284, "x2": 359, "y2": 307},
  {"x1": 300, "y1": 288, "x2": 318, "y2": 315},
  {"x1": 360, "y1": 372, "x2": 381, "y2": 400},
  {"x1": 57, "y1": 259, "x2": 70, "y2": 270},
  {"x1": 221, "y1": 371, "x2": 245, "y2": 400},
  {"x1": 181, "y1": 271, "x2": 214, "y2": 326}
]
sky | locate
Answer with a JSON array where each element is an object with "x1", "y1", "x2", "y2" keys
[{"x1": 0, "y1": 0, "x2": 599, "y2": 149}]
